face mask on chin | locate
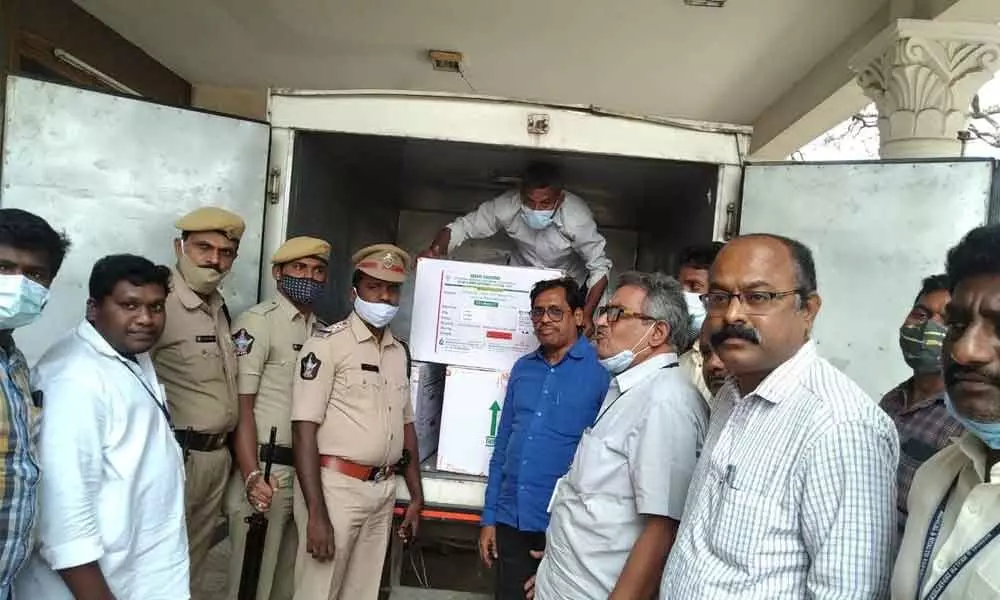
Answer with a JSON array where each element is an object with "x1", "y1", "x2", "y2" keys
[
  {"x1": 944, "y1": 392, "x2": 1000, "y2": 450},
  {"x1": 599, "y1": 323, "x2": 656, "y2": 375},
  {"x1": 176, "y1": 243, "x2": 226, "y2": 295},
  {"x1": 0, "y1": 274, "x2": 50, "y2": 330}
]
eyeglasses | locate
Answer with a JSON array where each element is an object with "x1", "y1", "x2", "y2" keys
[
  {"x1": 530, "y1": 306, "x2": 566, "y2": 322},
  {"x1": 596, "y1": 304, "x2": 655, "y2": 323},
  {"x1": 700, "y1": 289, "x2": 803, "y2": 315}
]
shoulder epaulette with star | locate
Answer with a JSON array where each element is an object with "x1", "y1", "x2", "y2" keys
[{"x1": 311, "y1": 319, "x2": 349, "y2": 338}]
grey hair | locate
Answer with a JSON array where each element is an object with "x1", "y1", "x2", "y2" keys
[{"x1": 616, "y1": 271, "x2": 690, "y2": 350}]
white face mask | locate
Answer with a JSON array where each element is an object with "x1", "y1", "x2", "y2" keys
[
  {"x1": 599, "y1": 323, "x2": 655, "y2": 375},
  {"x1": 684, "y1": 291, "x2": 707, "y2": 334},
  {"x1": 521, "y1": 207, "x2": 555, "y2": 230},
  {"x1": 0, "y1": 274, "x2": 50, "y2": 330},
  {"x1": 353, "y1": 290, "x2": 399, "y2": 328}
]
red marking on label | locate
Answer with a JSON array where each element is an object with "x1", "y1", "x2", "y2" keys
[{"x1": 486, "y1": 330, "x2": 513, "y2": 340}]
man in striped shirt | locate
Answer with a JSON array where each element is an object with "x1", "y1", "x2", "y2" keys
[
  {"x1": 661, "y1": 234, "x2": 899, "y2": 599},
  {"x1": 0, "y1": 209, "x2": 70, "y2": 600}
]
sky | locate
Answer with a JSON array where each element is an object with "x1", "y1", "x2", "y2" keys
[{"x1": 794, "y1": 72, "x2": 1000, "y2": 160}]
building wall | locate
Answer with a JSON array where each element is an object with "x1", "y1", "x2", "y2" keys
[
  {"x1": 3, "y1": 0, "x2": 190, "y2": 104},
  {"x1": 191, "y1": 84, "x2": 268, "y2": 121}
]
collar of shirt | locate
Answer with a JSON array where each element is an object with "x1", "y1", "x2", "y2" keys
[
  {"x1": 349, "y1": 311, "x2": 397, "y2": 349},
  {"x1": 169, "y1": 265, "x2": 223, "y2": 313},
  {"x1": 883, "y1": 377, "x2": 947, "y2": 415},
  {"x1": 276, "y1": 291, "x2": 312, "y2": 325},
  {"x1": 75, "y1": 320, "x2": 156, "y2": 367},
  {"x1": 739, "y1": 340, "x2": 818, "y2": 405},
  {"x1": 529, "y1": 335, "x2": 590, "y2": 367},
  {"x1": 614, "y1": 352, "x2": 678, "y2": 394},
  {"x1": 956, "y1": 432, "x2": 1000, "y2": 483}
]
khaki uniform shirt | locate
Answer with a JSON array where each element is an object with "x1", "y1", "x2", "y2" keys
[
  {"x1": 152, "y1": 267, "x2": 238, "y2": 433},
  {"x1": 679, "y1": 346, "x2": 713, "y2": 411},
  {"x1": 891, "y1": 433, "x2": 1000, "y2": 600},
  {"x1": 291, "y1": 312, "x2": 414, "y2": 467},
  {"x1": 232, "y1": 294, "x2": 318, "y2": 447}
]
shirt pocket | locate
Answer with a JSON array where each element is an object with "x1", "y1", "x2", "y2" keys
[
  {"x1": 708, "y1": 476, "x2": 772, "y2": 568},
  {"x1": 181, "y1": 339, "x2": 223, "y2": 382},
  {"x1": 549, "y1": 390, "x2": 594, "y2": 438}
]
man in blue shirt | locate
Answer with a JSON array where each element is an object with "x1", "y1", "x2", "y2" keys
[{"x1": 479, "y1": 277, "x2": 610, "y2": 600}]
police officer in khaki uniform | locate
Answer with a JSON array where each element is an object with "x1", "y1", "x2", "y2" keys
[
  {"x1": 225, "y1": 236, "x2": 331, "y2": 600},
  {"x1": 152, "y1": 207, "x2": 244, "y2": 584},
  {"x1": 291, "y1": 244, "x2": 424, "y2": 600}
]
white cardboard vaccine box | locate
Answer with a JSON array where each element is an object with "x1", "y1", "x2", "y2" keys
[
  {"x1": 436, "y1": 365, "x2": 510, "y2": 477},
  {"x1": 409, "y1": 258, "x2": 562, "y2": 372},
  {"x1": 409, "y1": 360, "x2": 446, "y2": 463}
]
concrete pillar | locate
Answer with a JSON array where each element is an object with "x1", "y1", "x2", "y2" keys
[{"x1": 849, "y1": 19, "x2": 1000, "y2": 158}]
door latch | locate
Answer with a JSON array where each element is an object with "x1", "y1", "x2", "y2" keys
[
  {"x1": 266, "y1": 168, "x2": 281, "y2": 205},
  {"x1": 723, "y1": 202, "x2": 739, "y2": 240}
]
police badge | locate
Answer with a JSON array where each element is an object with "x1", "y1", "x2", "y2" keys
[{"x1": 232, "y1": 328, "x2": 255, "y2": 357}]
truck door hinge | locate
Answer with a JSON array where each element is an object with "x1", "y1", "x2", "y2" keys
[
  {"x1": 723, "y1": 202, "x2": 739, "y2": 240},
  {"x1": 266, "y1": 168, "x2": 281, "y2": 205},
  {"x1": 527, "y1": 114, "x2": 550, "y2": 135}
]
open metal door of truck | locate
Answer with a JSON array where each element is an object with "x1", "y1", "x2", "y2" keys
[
  {"x1": 0, "y1": 76, "x2": 270, "y2": 363},
  {"x1": 739, "y1": 159, "x2": 999, "y2": 400}
]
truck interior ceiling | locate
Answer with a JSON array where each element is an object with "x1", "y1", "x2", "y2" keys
[{"x1": 285, "y1": 130, "x2": 720, "y2": 331}]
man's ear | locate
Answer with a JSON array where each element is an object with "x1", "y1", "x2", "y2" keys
[
  {"x1": 173, "y1": 238, "x2": 183, "y2": 255},
  {"x1": 802, "y1": 293, "x2": 822, "y2": 323},
  {"x1": 572, "y1": 308, "x2": 584, "y2": 327},
  {"x1": 649, "y1": 321, "x2": 670, "y2": 348},
  {"x1": 272, "y1": 265, "x2": 283, "y2": 281},
  {"x1": 85, "y1": 298, "x2": 98, "y2": 323}
]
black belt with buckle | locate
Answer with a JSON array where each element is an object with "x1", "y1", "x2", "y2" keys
[
  {"x1": 259, "y1": 443, "x2": 295, "y2": 467},
  {"x1": 173, "y1": 429, "x2": 228, "y2": 452}
]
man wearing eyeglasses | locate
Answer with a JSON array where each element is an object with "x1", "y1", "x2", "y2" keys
[
  {"x1": 528, "y1": 272, "x2": 707, "y2": 600},
  {"x1": 479, "y1": 277, "x2": 608, "y2": 600},
  {"x1": 661, "y1": 234, "x2": 898, "y2": 599},
  {"x1": 419, "y1": 162, "x2": 612, "y2": 337}
]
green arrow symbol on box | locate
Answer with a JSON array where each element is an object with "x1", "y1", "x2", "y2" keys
[{"x1": 488, "y1": 401, "x2": 501, "y2": 437}]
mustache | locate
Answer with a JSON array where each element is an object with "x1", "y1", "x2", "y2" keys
[
  {"x1": 945, "y1": 364, "x2": 1000, "y2": 387},
  {"x1": 710, "y1": 324, "x2": 761, "y2": 348}
]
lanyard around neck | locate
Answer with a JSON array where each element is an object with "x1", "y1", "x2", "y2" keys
[
  {"x1": 116, "y1": 357, "x2": 172, "y2": 428},
  {"x1": 591, "y1": 362, "x2": 678, "y2": 428},
  {"x1": 915, "y1": 473, "x2": 1000, "y2": 600}
]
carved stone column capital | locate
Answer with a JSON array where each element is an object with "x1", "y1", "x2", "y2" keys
[{"x1": 850, "y1": 19, "x2": 1000, "y2": 158}]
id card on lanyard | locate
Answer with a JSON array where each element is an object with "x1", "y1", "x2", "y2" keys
[{"x1": 915, "y1": 472, "x2": 1000, "y2": 600}]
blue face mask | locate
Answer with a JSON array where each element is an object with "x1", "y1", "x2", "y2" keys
[
  {"x1": 599, "y1": 324, "x2": 655, "y2": 375},
  {"x1": 945, "y1": 392, "x2": 1000, "y2": 450},
  {"x1": 521, "y1": 207, "x2": 555, "y2": 230},
  {"x1": 0, "y1": 274, "x2": 49, "y2": 330}
]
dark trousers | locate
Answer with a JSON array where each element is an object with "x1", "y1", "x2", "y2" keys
[{"x1": 495, "y1": 523, "x2": 547, "y2": 600}]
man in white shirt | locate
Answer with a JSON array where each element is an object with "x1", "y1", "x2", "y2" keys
[
  {"x1": 529, "y1": 271, "x2": 708, "y2": 599},
  {"x1": 420, "y1": 161, "x2": 612, "y2": 335},
  {"x1": 15, "y1": 254, "x2": 188, "y2": 600},
  {"x1": 891, "y1": 224, "x2": 1000, "y2": 599},
  {"x1": 661, "y1": 234, "x2": 899, "y2": 599}
]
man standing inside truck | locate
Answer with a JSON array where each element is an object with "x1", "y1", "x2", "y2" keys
[
  {"x1": 420, "y1": 161, "x2": 612, "y2": 336},
  {"x1": 879, "y1": 274, "x2": 962, "y2": 536},
  {"x1": 225, "y1": 236, "x2": 331, "y2": 600},
  {"x1": 151, "y1": 206, "x2": 244, "y2": 583},
  {"x1": 291, "y1": 244, "x2": 423, "y2": 600},
  {"x1": 479, "y1": 277, "x2": 609, "y2": 600},
  {"x1": 529, "y1": 272, "x2": 707, "y2": 599},
  {"x1": 0, "y1": 209, "x2": 70, "y2": 600}
]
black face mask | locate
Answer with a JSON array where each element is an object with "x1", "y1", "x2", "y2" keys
[{"x1": 279, "y1": 275, "x2": 324, "y2": 305}]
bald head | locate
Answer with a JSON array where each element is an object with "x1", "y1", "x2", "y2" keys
[{"x1": 704, "y1": 235, "x2": 822, "y2": 393}]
